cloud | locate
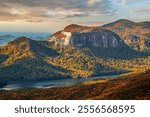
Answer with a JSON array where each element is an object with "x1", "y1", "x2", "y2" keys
[
  {"x1": 132, "y1": 8, "x2": 150, "y2": 13},
  {"x1": 121, "y1": 0, "x2": 128, "y2": 5},
  {"x1": 0, "y1": 8, "x2": 21, "y2": 21},
  {"x1": 112, "y1": 0, "x2": 130, "y2": 6},
  {"x1": 0, "y1": 0, "x2": 115, "y2": 22},
  {"x1": 88, "y1": 0, "x2": 102, "y2": 5},
  {"x1": 25, "y1": 18, "x2": 43, "y2": 23}
]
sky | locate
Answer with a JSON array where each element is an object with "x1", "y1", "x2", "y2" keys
[{"x1": 0, "y1": 0, "x2": 149, "y2": 33}]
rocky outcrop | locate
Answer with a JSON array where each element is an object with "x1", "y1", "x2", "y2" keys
[
  {"x1": 69, "y1": 30, "x2": 123, "y2": 48},
  {"x1": 48, "y1": 25, "x2": 124, "y2": 48}
]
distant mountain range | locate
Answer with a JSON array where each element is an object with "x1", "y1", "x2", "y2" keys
[
  {"x1": 0, "y1": 19, "x2": 150, "y2": 81},
  {"x1": 0, "y1": 35, "x2": 15, "y2": 46},
  {"x1": 0, "y1": 32, "x2": 51, "y2": 46}
]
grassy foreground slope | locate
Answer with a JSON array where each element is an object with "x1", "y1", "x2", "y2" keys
[{"x1": 0, "y1": 70, "x2": 150, "y2": 100}]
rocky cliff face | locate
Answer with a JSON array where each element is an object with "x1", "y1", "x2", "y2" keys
[
  {"x1": 70, "y1": 31, "x2": 123, "y2": 48},
  {"x1": 48, "y1": 25, "x2": 124, "y2": 48}
]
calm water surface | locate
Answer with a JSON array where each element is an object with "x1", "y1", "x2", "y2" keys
[{"x1": 1, "y1": 75, "x2": 118, "y2": 90}]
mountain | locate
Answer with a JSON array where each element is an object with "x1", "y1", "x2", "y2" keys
[
  {"x1": 48, "y1": 24, "x2": 125, "y2": 48},
  {"x1": 0, "y1": 37, "x2": 69, "y2": 80},
  {"x1": 102, "y1": 19, "x2": 150, "y2": 29},
  {"x1": 0, "y1": 35, "x2": 15, "y2": 46},
  {"x1": 49, "y1": 19, "x2": 150, "y2": 51},
  {"x1": 48, "y1": 19, "x2": 150, "y2": 51},
  {"x1": 102, "y1": 19, "x2": 137, "y2": 28},
  {"x1": 0, "y1": 32, "x2": 51, "y2": 46},
  {"x1": 35, "y1": 36, "x2": 45, "y2": 40},
  {"x1": 0, "y1": 35, "x2": 15, "y2": 39},
  {"x1": 102, "y1": 19, "x2": 150, "y2": 51},
  {"x1": 63, "y1": 24, "x2": 94, "y2": 32},
  {"x1": 48, "y1": 22, "x2": 149, "y2": 59}
]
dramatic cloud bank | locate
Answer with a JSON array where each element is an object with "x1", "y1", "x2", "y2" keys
[
  {"x1": 0, "y1": 0, "x2": 149, "y2": 32},
  {"x1": 0, "y1": 0, "x2": 114, "y2": 22}
]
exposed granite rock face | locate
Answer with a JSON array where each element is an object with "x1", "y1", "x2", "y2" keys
[
  {"x1": 48, "y1": 25, "x2": 124, "y2": 48},
  {"x1": 70, "y1": 30, "x2": 123, "y2": 48}
]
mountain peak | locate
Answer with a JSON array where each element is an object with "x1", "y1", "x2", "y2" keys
[
  {"x1": 14, "y1": 36, "x2": 31, "y2": 41},
  {"x1": 102, "y1": 19, "x2": 150, "y2": 29},
  {"x1": 48, "y1": 24, "x2": 124, "y2": 48},
  {"x1": 116, "y1": 19, "x2": 134, "y2": 22},
  {"x1": 64, "y1": 24, "x2": 83, "y2": 28},
  {"x1": 102, "y1": 19, "x2": 136, "y2": 28},
  {"x1": 8, "y1": 36, "x2": 32, "y2": 45},
  {"x1": 63, "y1": 24, "x2": 93, "y2": 32}
]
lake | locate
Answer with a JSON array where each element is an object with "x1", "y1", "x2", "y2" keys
[{"x1": 0, "y1": 75, "x2": 117, "y2": 90}]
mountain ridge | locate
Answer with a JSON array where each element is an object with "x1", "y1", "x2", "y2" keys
[
  {"x1": 102, "y1": 19, "x2": 150, "y2": 51},
  {"x1": 48, "y1": 19, "x2": 150, "y2": 51},
  {"x1": 102, "y1": 19, "x2": 150, "y2": 28}
]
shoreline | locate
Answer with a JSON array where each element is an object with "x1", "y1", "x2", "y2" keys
[{"x1": 0, "y1": 73, "x2": 121, "y2": 91}]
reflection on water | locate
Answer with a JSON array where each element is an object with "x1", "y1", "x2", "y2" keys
[{"x1": 0, "y1": 75, "x2": 117, "y2": 90}]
